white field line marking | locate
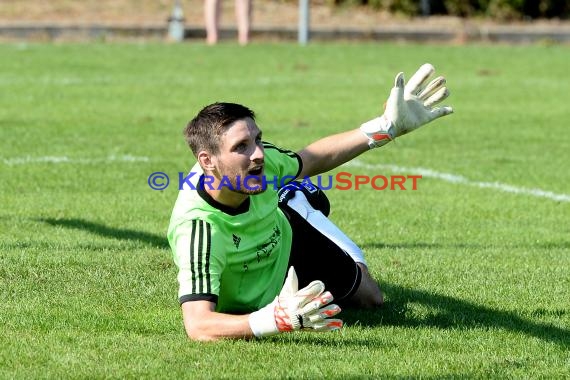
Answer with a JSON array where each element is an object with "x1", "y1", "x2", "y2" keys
[
  {"x1": 2, "y1": 155, "x2": 150, "y2": 166},
  {"x1": 346, "y1": 160, "x2": 570, "y2": 203}
]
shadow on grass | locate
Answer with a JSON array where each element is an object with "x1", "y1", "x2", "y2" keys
[
  {"x1": 342, "y1": 282, "x2": 569, "y2": 348},
  {"x1": 39, "y1": 217, "x2": 169, "y2": 249}
]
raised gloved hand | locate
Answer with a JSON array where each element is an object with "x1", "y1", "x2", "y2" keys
[
  {"x1": 360, "y1": 63, "x2": 453, "y2": 148},
  {"x1": 248, "y1": 267, "x2": 343, "y2": 337}
]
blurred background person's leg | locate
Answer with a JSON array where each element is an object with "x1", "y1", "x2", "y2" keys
[
  {"x1": 205, "y1": 0, "x2": 221, "y2": 44},
  {"x1": 235, "y1": 0, "x2": 251, "y2": 45}
]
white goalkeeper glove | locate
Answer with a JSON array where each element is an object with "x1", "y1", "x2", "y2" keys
[
  {"x1": 360, "y1": 63, "x2": 453, "y2": 148},
  {"x1": 248, "y1": 267, "x2": 343, "y2": 338}
]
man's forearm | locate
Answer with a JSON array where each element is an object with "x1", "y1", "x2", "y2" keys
[
  {"x1": 297, "y1": 63, "x2": 453, "y2": 178},
  {"x1": 182, "y1": 303, "x2": 254, "y2": 341},
  {"x1": 180, "y1": 270, "x2": 343, "y2": 341},
  {"x1": 297, "y1": 129, "x2": 370, "y2": 178}
]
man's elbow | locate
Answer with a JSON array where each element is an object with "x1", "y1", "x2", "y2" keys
[{"x1": 184, "y1": 325, "x2": 219, "y2": 342}]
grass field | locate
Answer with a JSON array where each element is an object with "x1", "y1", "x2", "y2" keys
[{"x1": 1, "y1": 41, "x2": 569, "y2": 378}]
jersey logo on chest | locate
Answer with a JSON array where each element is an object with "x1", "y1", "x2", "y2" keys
[
  {"x1": 232, "y1": 234, "x2": 241, "y2": 249},
  {"x1": 255, "y1": 226, "x2": 281, "y2": 262}
]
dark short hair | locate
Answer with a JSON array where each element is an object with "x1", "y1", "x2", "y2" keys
[{"x1": 184, "y1": 102, "x2": 256, "y2": 156}]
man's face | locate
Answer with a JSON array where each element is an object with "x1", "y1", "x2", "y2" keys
[{"x1": 212, "y1": 117, "x2": 265, "y2": 195}]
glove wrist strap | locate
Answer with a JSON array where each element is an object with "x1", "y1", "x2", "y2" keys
[
  {"x1": 248, "y1": 300, "x2": 279, "y2": 338},
  {"x1": 359, "y1": 115, "x2": 395, "y2": 149}
]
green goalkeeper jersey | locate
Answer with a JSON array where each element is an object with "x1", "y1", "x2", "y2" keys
[{"x1": 168, "y1": 142, "x2": 302, "y2": 313}]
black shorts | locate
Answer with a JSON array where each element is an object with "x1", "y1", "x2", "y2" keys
[{"x1": 279, "y1": 204, "x2": 362, "y2": 302}]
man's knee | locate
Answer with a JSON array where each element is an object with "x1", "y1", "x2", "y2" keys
[{"x1": 349, "y1": 264, "x2": 384, "y2": 309}]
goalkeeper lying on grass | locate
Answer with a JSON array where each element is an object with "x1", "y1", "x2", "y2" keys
[{"x1": 168, "y1": 64, "x2": 453, "y2": 341}]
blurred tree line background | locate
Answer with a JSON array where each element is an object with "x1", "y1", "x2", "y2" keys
[{"x1": 326, "y1": 0, "x2": 570, "y2": 20}]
